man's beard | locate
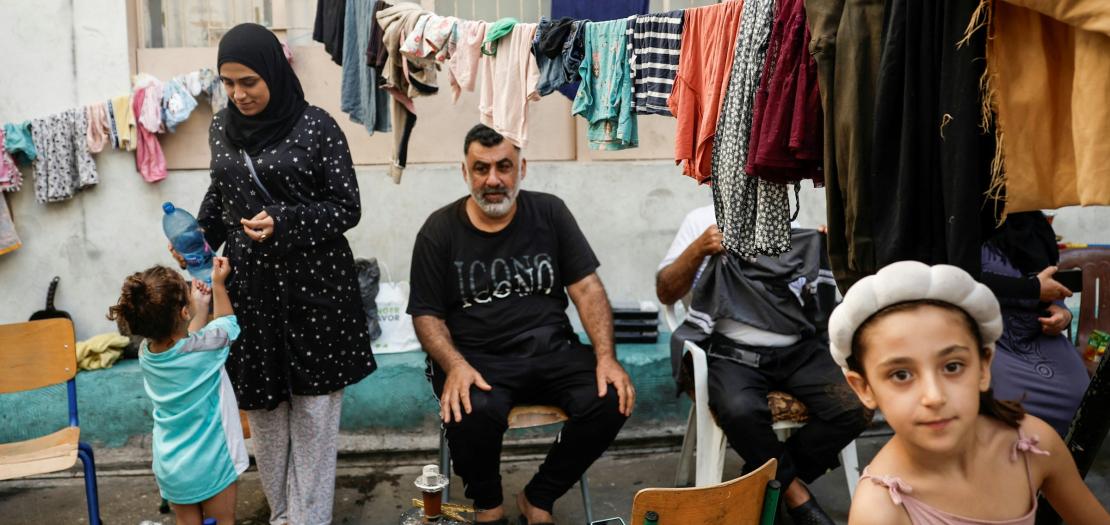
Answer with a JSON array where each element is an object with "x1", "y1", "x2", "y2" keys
[{"x1": 472, "y1": 184, "x2": 520, "y2": 218}]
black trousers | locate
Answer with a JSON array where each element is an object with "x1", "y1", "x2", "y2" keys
[
  {"x1": 706, "y1": 335, "x2": 869, "y2": 486},
  {"x1": 430, "y1": 337, "x2": 627, "y2": 512}
]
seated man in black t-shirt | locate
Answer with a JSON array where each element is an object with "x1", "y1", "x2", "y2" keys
[{"x1": 407, "y1": 124, "x2": 634, "y2": 525}]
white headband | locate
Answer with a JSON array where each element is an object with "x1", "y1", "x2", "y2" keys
[{"x1": 828, "y1": 261, "x2": 1003, "y2": 370}]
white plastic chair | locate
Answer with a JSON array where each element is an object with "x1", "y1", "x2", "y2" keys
[{"x1": 665, "y1": 301, "x2": 860, "y2": 497}]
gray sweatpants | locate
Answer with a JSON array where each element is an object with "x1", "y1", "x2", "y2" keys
[{"x1": 247, "y1": 390, "x2": 344, "y2": 525}]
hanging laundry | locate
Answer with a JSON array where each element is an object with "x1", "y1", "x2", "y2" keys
[
  {"x1": 0, "y1": 193, "x2": 20, "y2": 256},
  {"x1": 627, "y1": 10, "x2": 684, "y2": 116},
  {"x1": 161, "y1": 78, "x2": 198, "y2": 132},
  {"x1": 105, "y1": 98, "x2": 120, "y2": 149},
  {"x1": 572, "y1": 19, "x2": 637, "y2": 151},
  {"x1": 312, "y1": 0, "x2": 346, "y2": 65},
  {"x1": 668, "y1": 0, "x2": 745, "y2": 183},
  {"x1": 341, "y1": 0, "x2": 391, "y2": 135},
  {"x1": 870, "y1": 0, "x2": 995, "y2": 278},
  {"x1": 110, "y1": 94, "x2": 138, "y2": 151},
  {"x1": 804, "y1": 0, "x2": 885, "y2": 290},
  {"x1": 0, "y1": 129, "x2": 21, "y2": 192},
  {"x1": 136, "y1": 75, "x2": 165, "y2": 133},
  {"x1": 132, "y1": 85, "x2": 167, "y2": 183},
  {"x1": 378, "y1": 1, "x2": 434, "y2": 183},
  {"x1": 482, "y1": 17, "x2": 519, "y2": 56},
  {"x1": 3, "y1": 121, "x2": 36, "y2": 165},
  {"x1": 710, "y1": 0, "x2": 783, "y2": 258},
  {"x1": 480, "y1": 23, "x2": 540, "y2": 148},
  {"x1": 745, "y1": 0, "x2": 822, "y2": 185},
  {"x1": 401, "y1": 13, "x2": 457, "y2": 62},
  {"x1": 551, "y1": 0, "x2": 650, "y2": 100},
  {"x1": 449, "y1": 20, "x2": 487, "y2": 101},
  {"x1": 983, "y1": 0, "x2": 1110, "y2": 214},
  {"x1": 86, "y1": 102, "x2": 111, "y2": 153},
  {"x1": 30, "y1": 108, "x2": 100, "y2": 203},
  {"x1": 366, "y1": 0, "x2": 392, "y2": 69},
  {"x1": 533, "y1": 17, "x2": 586, "y2": 97}
]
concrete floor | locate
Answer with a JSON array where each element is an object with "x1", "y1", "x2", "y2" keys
[{"x1": 3, "y1": 431, "x2": 1109, "y2": 525}]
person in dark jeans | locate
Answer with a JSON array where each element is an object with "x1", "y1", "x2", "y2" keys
[
  {"x1": 658, "y1": 207, "x2": 868, "y2": 525},
  {"x1": 408, "y1": 124, "x2": 634, "y2": 525}
]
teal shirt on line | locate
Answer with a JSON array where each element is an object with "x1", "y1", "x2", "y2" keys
[
  {"x1": 140, "y1": 315, "x2": 249, "y2": 504},
  {"x1": 572, "y1": 19, "x2": 639, "y2": 151}
]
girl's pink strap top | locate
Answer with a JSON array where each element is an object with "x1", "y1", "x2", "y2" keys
[{"x1": 858, "y1": 432, "x2": 1050, "y2": 525}]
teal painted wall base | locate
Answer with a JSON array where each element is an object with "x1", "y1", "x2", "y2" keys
[{"x1": 1, "y1": 335, "x2": 690, "y2": 449}]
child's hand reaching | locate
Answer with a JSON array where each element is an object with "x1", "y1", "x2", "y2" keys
[
  {"x1": 212, "y1": 256, "x2": 231, "y2": 285},
  {"x1": 188, "y1": 280, "x2": 212, "y2": 330}
]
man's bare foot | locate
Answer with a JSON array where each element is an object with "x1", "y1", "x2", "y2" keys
[
  {"x1": 516, "y1": 492, "x2": 554, "y2": 524},
  {"x1": 476, "y1": 505, "x2": 505, "y2": 523},
  {"x1": 783, "y1": 479, "x2": 813, "y2": 509}
]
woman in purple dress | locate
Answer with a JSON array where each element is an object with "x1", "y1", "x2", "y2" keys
[{"x1": 980, "y1": 211, "x2": 1089, "y2": 436}]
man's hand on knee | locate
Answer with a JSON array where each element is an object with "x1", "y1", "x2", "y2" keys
[
  {"x1": 441, "y1": 362, "x2": 493, "y2": 423},
  {"x1": 596, "y1": 356, "x2": 636, "y2": 417}
]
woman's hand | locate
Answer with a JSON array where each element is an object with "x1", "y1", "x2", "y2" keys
[
  {"x1": 1037, "y1": 266, "x2": 1073, "y2": 302},
  {"x1": 1039, "y1": 303, "x2": 1072, "y2": 336},
  {"x1": 241, "y1": 211, "x2": 274, "y2": 243},
  {"x1": 168, "y1": 243, "x2": 187, "y2": 270}
]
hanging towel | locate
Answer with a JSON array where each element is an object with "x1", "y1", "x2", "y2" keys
[
  {"x1": 710, "y1": 0, "x2": 786, "y2": 258},
  {"x1": 105, "y1": 98, "x2": 120, "y2": 149},
  {"x1": 448, "y1": 20, "x2": 488, "y2": 101},
  {"x1": 162, "y1": 78, "x2": 198, "y2": 132},
  {"x1": 983, "y1": 0, "x2": 1110, "y2": 214},
  {"x1": 3, "y1": 121, "x2": 37, "y2": 165},
  {"x1": 0, "y1": 193, "x2": 20, "y2": 256},
  {"x1": 482, "y1": 17, "x2": 519, "y2": 56},
  {"x1": 479, "y1": 23, "x2": 540, "y2": 148},
  {"x1": 312, "y1": 0, "x2": 347, "y2": 64},
  {"x1": 572, "y1": 19, "x2": 638, "y2": 150},
  {"x1": 340, "y1": 0, "x2": 391, "y2": 135},
  {"x1": 86, "y1": 102, "x2": 111, "y2": 153},
  {"x1": 378, "y1": 1, "x2": 434, "y2": 182},
  {"x1": 745, "y1": 0, "x2": 822, "y2": 185},
  {"x1": 669, "y1": 0, "x2": 745, "y2": 183},
  {"x1": 0, "y1": 129, "x2": 22, "y2": 192},
  {"x1": 30, "y1": 109, "x2": 100, "y2": 203},
  {"x1": 366, "y1": 0, "x2": 393, "y2": 69},
  {"x1": 627, "y1": 10, "x2": 684, "y2": 116},
  {"x1": 110, "y1": 95, "x2": 137, "y2": 151},
  {"x1": 132, "y1": 86, "x2": 167, "y2": 183}
]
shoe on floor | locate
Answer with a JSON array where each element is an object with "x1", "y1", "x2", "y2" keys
[
  {"x1": 475, "y1": 518, "x2": 509, "y2": 525},
  {"x1": 786, "y1": 497, "x2": 836, "y2": 525}
]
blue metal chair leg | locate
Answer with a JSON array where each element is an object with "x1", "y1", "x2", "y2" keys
[
  {"x1": 579, "y1": 472, "x2": 593, "y2": 524},
  {"x1": 77, "y1": 442, "x2": 102, "y2": 525},
  {"x1": 439, "y1": 425, "x2": 451, "y2": 503}
]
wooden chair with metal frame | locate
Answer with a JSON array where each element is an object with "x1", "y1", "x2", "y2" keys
[
  {"x1": 589, "y1": 458, "x2": 780, "y2": 525},
  {"x1": 0, "y1": 318, "x2": 103, "y2": 525},
  {"x1": 664, "y1": 300, "x2": 860, "y2": 495},
  {"x1": 439, "y1": 404, "x2": 595, "y2": 524}
]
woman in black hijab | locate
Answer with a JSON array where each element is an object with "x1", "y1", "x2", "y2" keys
[
  {"x1": 981, "y1": 211, "x2": 1088, "y2": 436},
  {"x1": 178, "y1": 23, "x2": 376, "y2": 524}
]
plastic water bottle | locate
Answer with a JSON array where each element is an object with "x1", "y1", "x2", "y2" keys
[{"x1": 162, "y1": 202, "x2": 213, "y2": 283}]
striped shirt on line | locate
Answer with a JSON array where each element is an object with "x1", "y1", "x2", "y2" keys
[{"x1": 627, "y1": 10, "x2": 685, "y2": 115}]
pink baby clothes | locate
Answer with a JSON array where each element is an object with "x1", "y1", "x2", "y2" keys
[
  {"x1": 86, "y1": 102, "x2": 111, "y2": 153},
  {"x1": 448, "y1": 20, "x2": 487, "y2": 102},
  {"x1": 132, "y1": 87, "x2": 167, "y2": 182}
]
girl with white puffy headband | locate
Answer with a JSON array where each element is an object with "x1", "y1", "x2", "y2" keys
[{"x1": 828, "y1": 261, "x2": 1108, "y2": 525}]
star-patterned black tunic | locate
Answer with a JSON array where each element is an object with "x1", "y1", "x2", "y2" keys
[{"x1": 199, "y1": 105, "x2": 376, "y2": 410}]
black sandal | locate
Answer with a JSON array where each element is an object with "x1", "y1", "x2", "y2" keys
[
  {"x1": 517, "y1": 516, "x2": 555, "y2": 525},
  {"x1": 475, "y1": 519, "x2": 509, "y2": 525}
]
